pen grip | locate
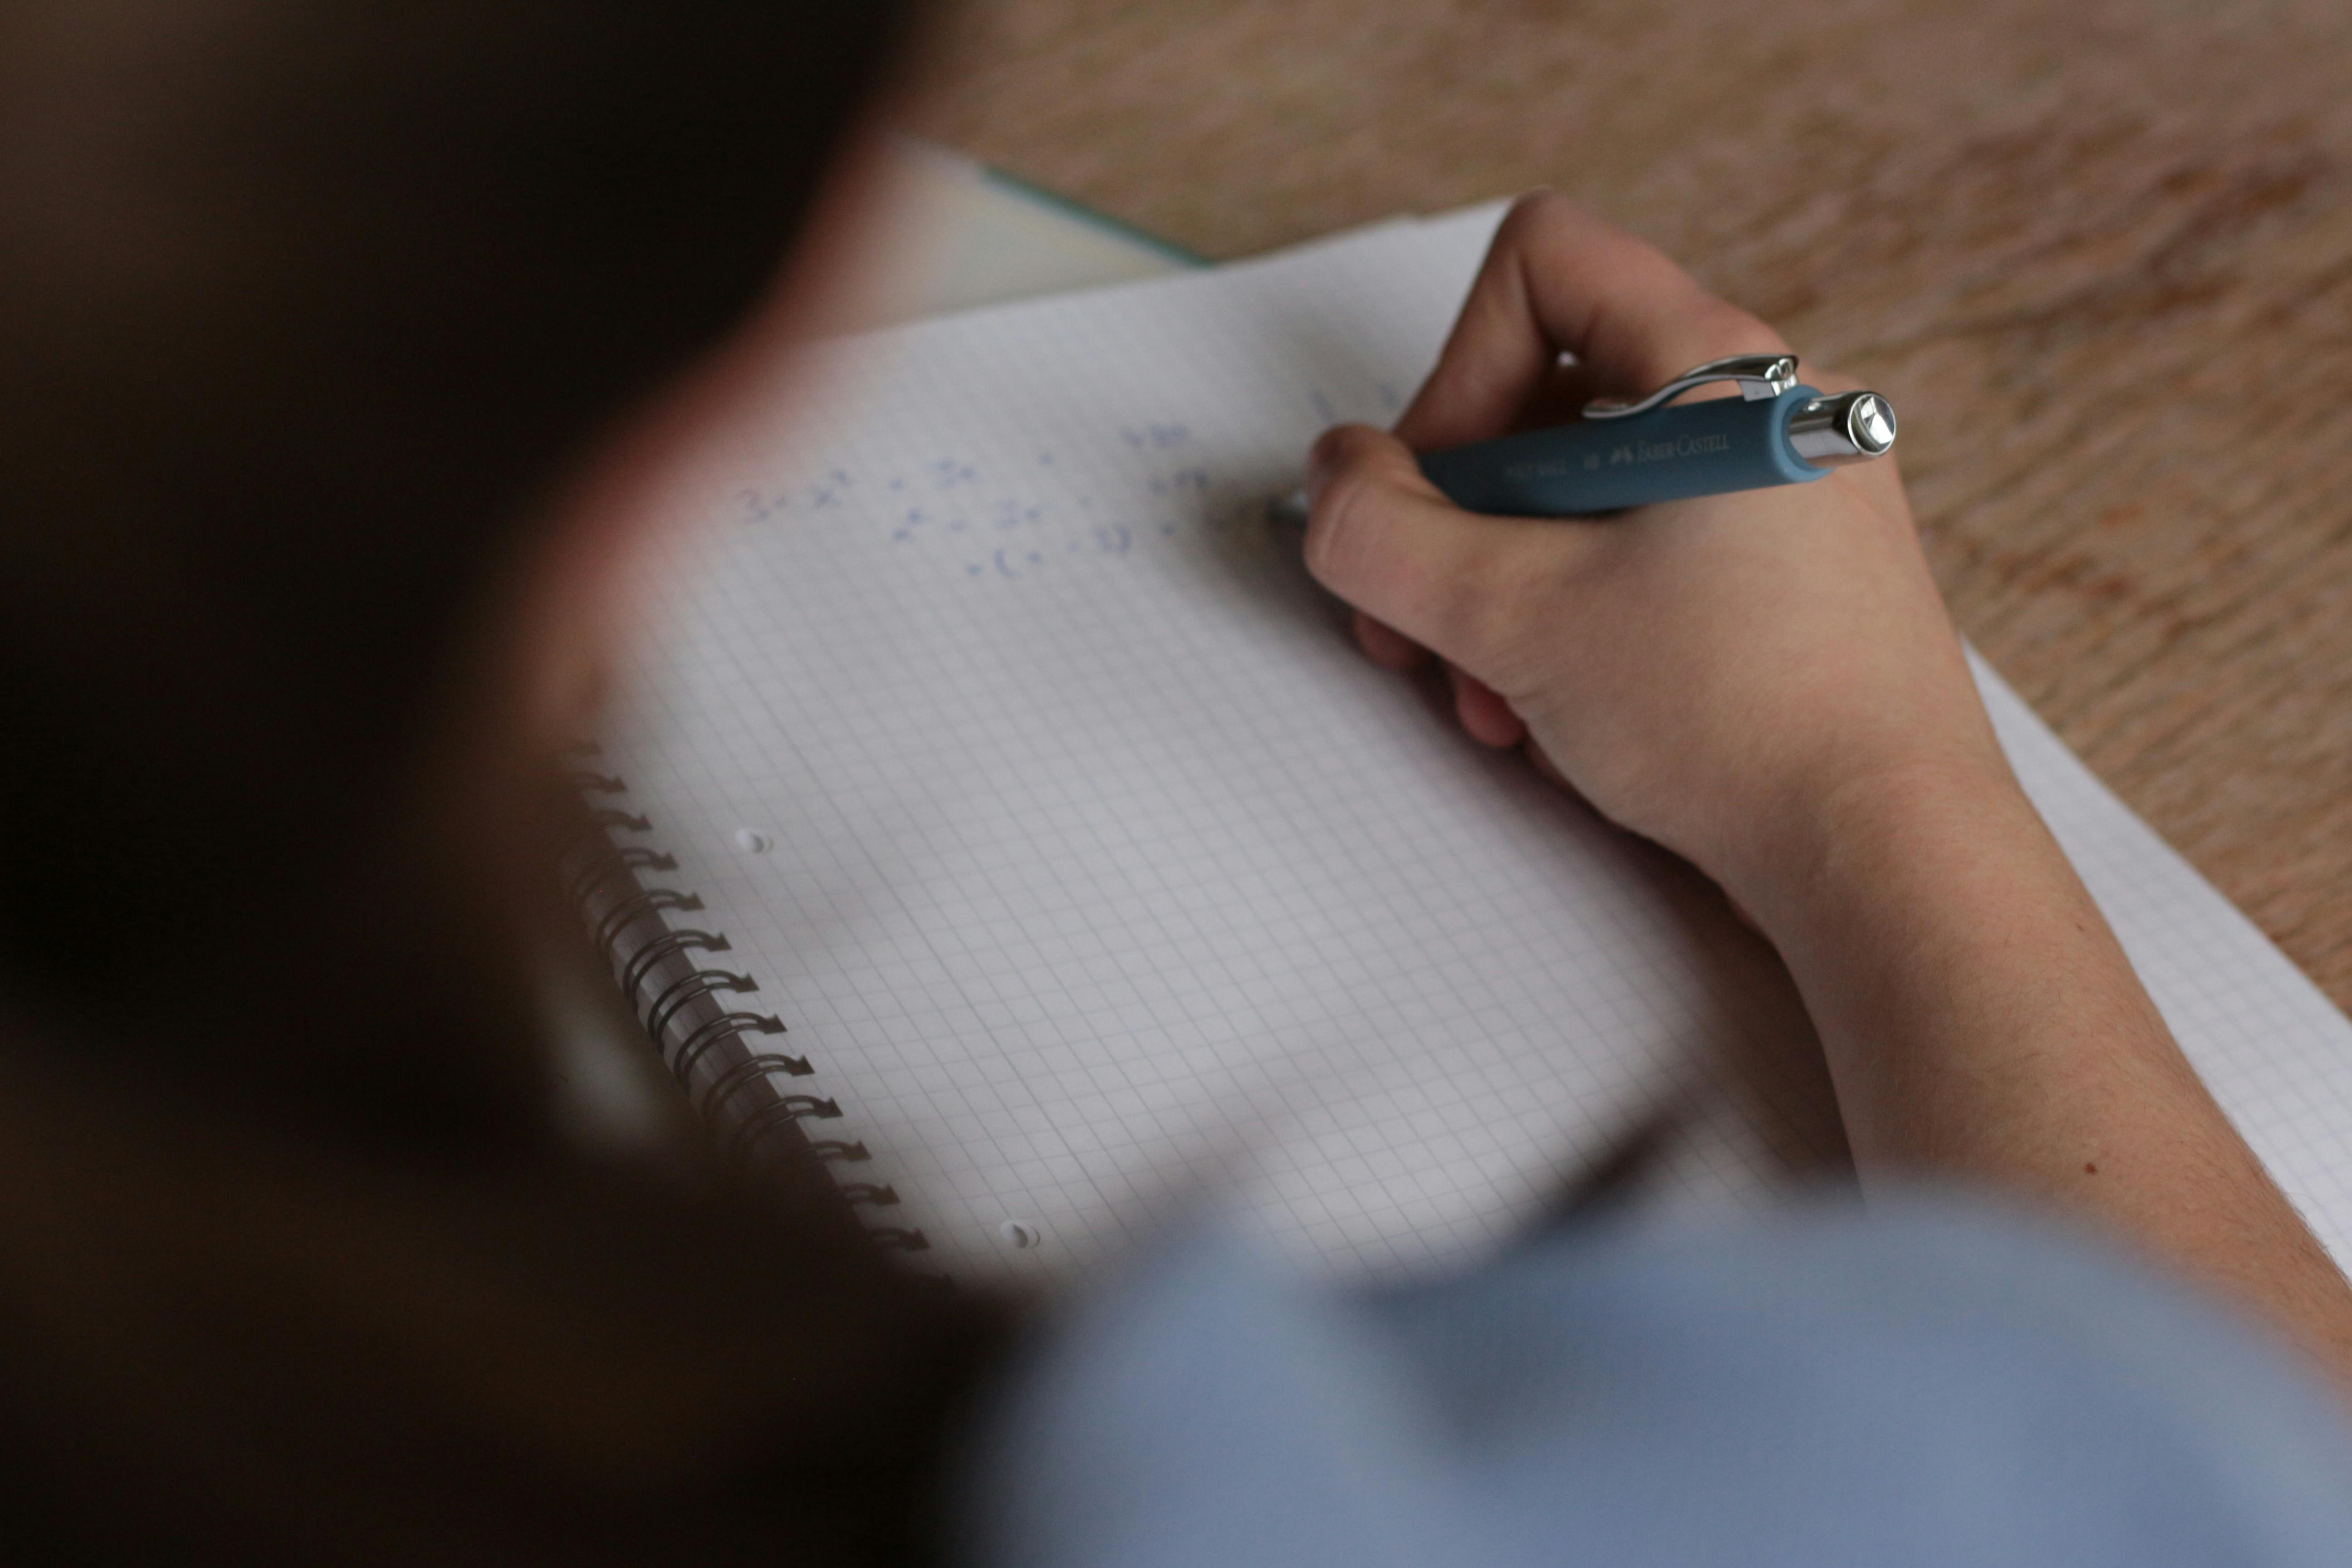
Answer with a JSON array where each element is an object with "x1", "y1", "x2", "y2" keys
[{"x1": 1416, "y1": 386, "x2": 1825, "y2": 516}]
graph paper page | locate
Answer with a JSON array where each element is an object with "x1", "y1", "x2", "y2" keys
[{"x1": 609, "y1": 208, "x2": 2352, "y2": 1288}]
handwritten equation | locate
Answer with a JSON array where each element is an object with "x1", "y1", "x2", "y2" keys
[
  {"x1": 730, "y1": 425, "x2": 1236, "y2": 582},
  {"x1": 729, "y1": 380, "x2": 1406, "y2": 583}
]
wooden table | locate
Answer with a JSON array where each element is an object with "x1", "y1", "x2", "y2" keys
[{"x1": 910, "y1": 0, "x2": 2352, "y2": 1011}]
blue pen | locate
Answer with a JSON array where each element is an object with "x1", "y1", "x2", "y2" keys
[{"x1": 1274, "y1": 356, "x2": 1896, "y2": 525}]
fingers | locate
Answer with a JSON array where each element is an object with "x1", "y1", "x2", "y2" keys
[
  {"x1": 1394, "y1": 192, "x2": 1790, "y2": 452},
  {"x1": 1352, "y1": 610, "x2": 1428, "y2": 671},
  {"x1": 1303, "y1": 421, "x2": 1570, "y2": 669},
  {"x1": 1353, "y1": 613, "x2": 1524, "y2": 750},
  {"x1": 1449, "y1": 666, "x2": 1526, "y2": 748}
]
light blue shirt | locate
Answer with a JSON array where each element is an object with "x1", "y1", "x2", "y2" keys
[{"x1": 965, "y1": 1191, "x2": 2352, "y2": 1567}]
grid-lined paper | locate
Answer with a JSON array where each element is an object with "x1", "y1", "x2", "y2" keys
[{"x1": 608, "y1": 209, "x2": 2352, "y2": 1288}]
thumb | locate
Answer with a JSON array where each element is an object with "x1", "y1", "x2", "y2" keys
[{"x1": 1302, "y1": 422, "x2": 1539, "y2": 671}]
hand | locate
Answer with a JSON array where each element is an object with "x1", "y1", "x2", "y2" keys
[
  {"x1": 1303, "y1": 195, "x2": 2352, "y2": 1387},
  {"x1": 1301, "y1": 193, "x2": 2013, "y2": 928}
]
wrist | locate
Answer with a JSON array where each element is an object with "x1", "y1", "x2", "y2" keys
[
  {"x1": 1716, "y1": 748, "x2": 2049, "y2": 952},
  {"x1": 1718, "y1": 746, "x2": 2163, "y2": 1160}
]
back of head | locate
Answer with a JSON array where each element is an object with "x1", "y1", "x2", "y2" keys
[
  {"x1": 0, "y1": 7, "x2": 1014, "y2": 1566},
  {"x1": 0, "y1": 0, "x2": 902, "y2": 1115}
]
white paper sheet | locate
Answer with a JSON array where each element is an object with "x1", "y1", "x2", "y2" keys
[{"x1": 610, "y1": 208, "x2": 2352, "y2": 1288}]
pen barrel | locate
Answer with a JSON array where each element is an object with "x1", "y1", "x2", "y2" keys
[{"x1": 1417, "y1": 386, "x2": 1827, "y2": 516}]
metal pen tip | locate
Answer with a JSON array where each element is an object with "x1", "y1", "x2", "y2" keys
[{"x1": 1266, "y1": 488, "x2": 1312, "y2": 532}]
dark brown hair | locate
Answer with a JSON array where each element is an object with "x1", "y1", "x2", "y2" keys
[
  {"x1": 0, "y1": 0, "x2": 894, "y2": 1109},
  {"x1": 0, "y1": 5, "x2": 1009, "y2": 1563}
]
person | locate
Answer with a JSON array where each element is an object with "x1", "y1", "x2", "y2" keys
[
  {"x1": 0, "y1": 4, "x2": 2346, "y2": 1566},
  {"x1": 0, "y1": 5, "x2": 1003, "y2": 1564}
]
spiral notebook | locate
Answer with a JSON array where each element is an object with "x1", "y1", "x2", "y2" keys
[{"x1": 576, "y1": 201, "x2": 2352, "y2": 1290}]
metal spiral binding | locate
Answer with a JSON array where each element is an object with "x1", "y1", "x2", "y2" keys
[
  {"x1": 562, "y1": 774, "x2": 924, "y2": 1254},
  {"x1": 617, "y1": 928, "x2": 731, "y2": 1005},
  {"x1": 591, "y1": 887, "x2": 704, "y2": 956},
  {"x1": 722, "y1": 1094, "x2": 843, "y2": 1166},
  {"x1": 566, "y1": 844, "x2": 677, "y2": 906},
  {"x1": 700, "y1": 1058, "x2": 831, "y2": 1124},
  {"x1": 643, "y1": 971, "x2": 758, "y2": 1047},
  {"x1": 671, "y1": 1011, "x2": 793, "y2": 1086}
]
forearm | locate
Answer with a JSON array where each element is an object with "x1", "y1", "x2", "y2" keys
[
  {"x1": 1743, "y1": 765, "x2": 2352, "y2": 1387},
  {"x1": 1295, "y1": 190, "x2": 2352, "y2": 1389}
]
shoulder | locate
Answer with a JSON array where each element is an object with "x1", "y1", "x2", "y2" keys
[{"x1": 963, "y1": 1191, "x2": 2352, "y2": 1568}]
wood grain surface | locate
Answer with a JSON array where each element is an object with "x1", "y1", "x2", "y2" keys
[{"x1": 906, "y1": 0, "x2": 2352, "y2": 1011}]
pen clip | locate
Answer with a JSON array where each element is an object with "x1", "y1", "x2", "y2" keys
[{"x1": 1581, "y1": 353, "x2": 1800, "y2": 421}]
